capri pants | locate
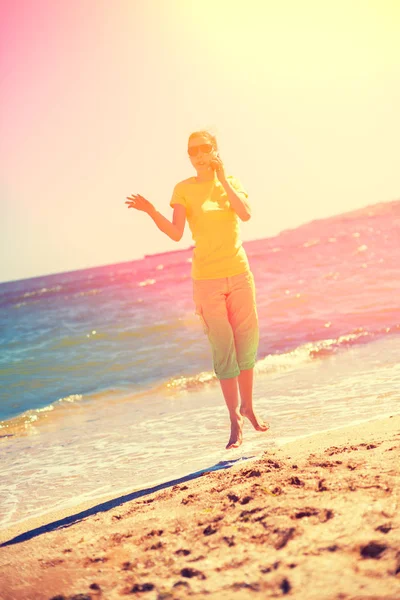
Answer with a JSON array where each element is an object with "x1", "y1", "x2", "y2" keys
[{"x1": 193, "y1": 270, "x2": 259, "y2": 379}]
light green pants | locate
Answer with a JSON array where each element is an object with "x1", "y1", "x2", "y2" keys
[{"x1": 193, "y1": 270, "x2": 259, "y2": 379}]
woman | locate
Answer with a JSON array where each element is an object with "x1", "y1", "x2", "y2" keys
[{"x1": 126, "y1": 130, "x2": 268, "y2": 449}]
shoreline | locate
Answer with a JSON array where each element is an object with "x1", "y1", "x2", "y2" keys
[
  {"x1": 1, "y1": 414, "x2": 399, "y2": 599},
  {"x1": 2, "y1": 412, "x2": 397, "y2": 545}
]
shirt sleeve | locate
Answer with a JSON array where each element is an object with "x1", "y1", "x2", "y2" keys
[
  {"x1": 170, "y1": 184, "x2": 187, "y2": 209},
  {"x1": 227, "y1": 175, "x2": 249, "y2": 198}
]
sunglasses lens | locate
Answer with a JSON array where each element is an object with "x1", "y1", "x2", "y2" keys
[{"x1": 188, "y1": 144, "x2": 213, "y2": 157}]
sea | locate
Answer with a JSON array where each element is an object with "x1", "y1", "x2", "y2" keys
[{"x1": 1, "y1": 199, "x2": 400, "y2": 534}]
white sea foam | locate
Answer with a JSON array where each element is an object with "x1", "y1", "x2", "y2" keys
[{"x1": 1, "y1": 335, "x2": 400, "y2": 533}]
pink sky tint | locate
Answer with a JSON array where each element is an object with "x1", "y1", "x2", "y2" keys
[
  {"x1": 2, "y1": 2, "x2": 88, "y2": 158},
  {"x1": 1, "y1": 0, "x2": 399, "y2": 284}
]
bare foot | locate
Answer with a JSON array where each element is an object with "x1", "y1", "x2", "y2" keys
[
  {"x1": 240, "y1": 407, "x2": 269, "y2": 432},
  {"x1": 226, "y1": 415, "x2": 243, "y2": 450}
]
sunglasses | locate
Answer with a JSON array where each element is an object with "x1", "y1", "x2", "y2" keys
[{"x1": 187, "y1": 143, "x2": 213, "y2": 157}]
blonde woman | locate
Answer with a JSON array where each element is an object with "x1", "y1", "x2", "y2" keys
[{"x1": 126, "y1": 131, "x2": 268, "y2": 449}]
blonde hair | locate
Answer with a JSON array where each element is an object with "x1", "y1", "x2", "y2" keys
[{"x1": 188, "y1": 130, "x2": 218, "y2": 150}]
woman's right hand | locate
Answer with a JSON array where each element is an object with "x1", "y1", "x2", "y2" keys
[{"x1": 125, "y1": 193, "x2": 155, "y2": 215}]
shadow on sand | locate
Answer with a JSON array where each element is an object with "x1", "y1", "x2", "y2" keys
[{"x1": 1, "y1": 456, "x2": 256, "y2": 547}]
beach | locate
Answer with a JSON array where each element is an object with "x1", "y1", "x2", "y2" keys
[
  {"x1": 1, "y1": 414, "x2": 399, "y2": 600},
  {"x1": 1, "y1": 201, "x2": 400, "y2": 599},
  {"x1": 2, "y1": 202, "x2": 400, "y2": 534}
]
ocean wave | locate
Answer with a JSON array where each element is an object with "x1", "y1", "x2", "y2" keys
[
  {"x1": 23, "y1": 285, "x2": 63, "y2": 298},
  {"x1": 2, "y1": 324, "x2": 399, "y2": 439},
  {"x1": 164, "y1": 325, "x2": 400, "y2": 392},
  {"x1": 0, "y1": 388, "x2": 138, "y2": 438},
  {"x1": 0, "y1": 394, "x2": 84, "y2": 437}
]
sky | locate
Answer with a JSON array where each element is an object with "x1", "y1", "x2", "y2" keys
[{"x1": 1, "y1": 0, "x2": 399, "y2": 284}]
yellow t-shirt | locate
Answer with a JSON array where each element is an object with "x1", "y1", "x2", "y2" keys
[{"x1": 170, "y1": 174, "x2": 250, "y2": 280}]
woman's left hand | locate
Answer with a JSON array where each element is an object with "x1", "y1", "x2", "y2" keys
[{"x1": 210, "y1": 153, "x2": 227, "y2": 183}]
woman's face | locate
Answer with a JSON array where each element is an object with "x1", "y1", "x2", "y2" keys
[{"x1": 187, "y1": 136, "x2": 215, "y2": 172}]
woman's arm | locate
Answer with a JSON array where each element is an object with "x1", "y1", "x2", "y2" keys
[
  {"x1": 125, "y1": 194, "x2": 186, "y2": 241},
  {"x1": 210, "y1": 154, "x2": 251, "y2": 221},
  {"x1": 150, "y1": 204, "x2": 186, "y2": 241},
  {"x1": 219, "y1": 179, "x2": 251, "y2": 221}
]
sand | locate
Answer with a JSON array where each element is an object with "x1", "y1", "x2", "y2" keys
[{"x1": 0, "y1": 415, "x2": 399, "y2": 600}]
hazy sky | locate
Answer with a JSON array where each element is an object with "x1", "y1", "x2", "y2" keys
[{"x1": 1, "y1": 0, "x2": 399, "y2": 283}]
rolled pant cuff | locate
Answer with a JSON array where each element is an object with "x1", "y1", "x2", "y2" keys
[
  {"x1": 216, "y1": 370, "x2": 241, "y2": 380},
  {"x1": 238, "y1": 362, "x2": 256, "y2": 371}
]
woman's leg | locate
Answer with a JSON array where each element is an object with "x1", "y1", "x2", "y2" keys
[
  {"x1": 219, "y1": 376, "x2": 243, "y2": 449},
  {"x1": 193, "y1": 278, "x2": 243, "y2": 448},
  {"x1": 227, "y1": 273, "x2": 269, "y2": 432},
  {"x1": 238, "y1": 368, "x2": 269, "y2": 431}
]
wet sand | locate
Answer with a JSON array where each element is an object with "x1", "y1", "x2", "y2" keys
[{"x1": 0, "y1": 415, "x2": 399, "y2": 600}]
